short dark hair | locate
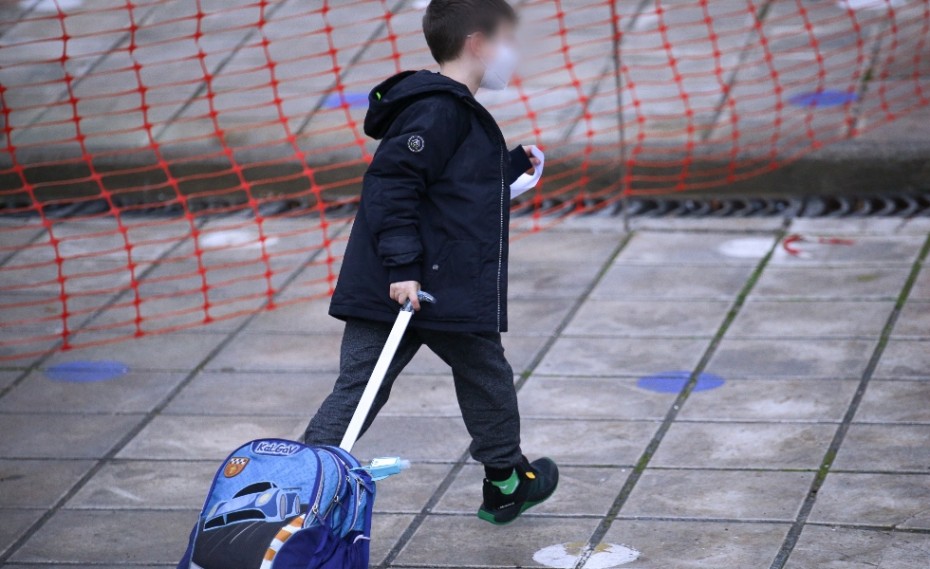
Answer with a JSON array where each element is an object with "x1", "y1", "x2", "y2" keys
[{"x1": 422, "y1": 0, "x2": 517, "y2": 64}]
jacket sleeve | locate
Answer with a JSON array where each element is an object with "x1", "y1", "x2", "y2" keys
[
  {"x1": 507, "y1": 145, "x2": 534, "y2": 185},
  {"x1": 362, "y1": 97, "x2": 468, "y2": 283}
]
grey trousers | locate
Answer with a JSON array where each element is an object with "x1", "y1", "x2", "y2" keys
[{"x1": 303, "y1": 318, "x2": 523, "y2": 469}]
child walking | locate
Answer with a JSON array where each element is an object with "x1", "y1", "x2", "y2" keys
[{"x1": 303, "y1": 0, "x2": 558, "y2": 525}]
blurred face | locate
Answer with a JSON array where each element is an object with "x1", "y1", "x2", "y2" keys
[{"x1": 467, "y1": 21, "x2": 520, "y2": 90}]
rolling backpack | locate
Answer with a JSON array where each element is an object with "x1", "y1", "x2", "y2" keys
[
  {"x1": 176, "y1": 439, "x2": 374, "y2": 569},
  {"x1": 178, "y1": 292, "x2": 434, "y2": 569}
]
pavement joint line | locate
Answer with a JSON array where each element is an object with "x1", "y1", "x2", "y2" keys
[
  {"x1": 768, "y1": 230, "x2": 930, "y2": 569},
  {"x1": 572, "y1": 223, "x2": 789, "y2": 569},
  {"x1": 292, "y1": 0, "x2": 410, "y2": 138},
  {"x1": 557, "y1": 0, "x2": 652, "y2": 144},
  {"x1": 0, "y1": 218, "x2": 211, "y2": 402},
  {"x1": 0, "y1": 0, "x2": 44, "y2": 43},
  {"x1": 0, "y1": 222, "x2": 350, "y2": 565},
  {"x1": 377, "y1": 231, "x2": 635, "y2": 568},
  {"x1": 151, "y1": 0, "x2": 295, "y2": 141},
  {"x1": 623, "y1": 226, "x2": 787, "y2": 235},
  {"x1": 19, "y1": 0, "x2": 170, "y2": 132},
  {"x1": 0, "y1": 227, "x2": 46, "y2": 268},
  {"x1": 701, "y1": 0, "x2": 775, "y2": 143},
  {"x1": 803, "y1": 522, "x2": 930, "y2": 535}
]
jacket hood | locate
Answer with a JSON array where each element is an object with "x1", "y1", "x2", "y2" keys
[{"x1": 363, "y1": 70, "x2": 474, "y2": 140}]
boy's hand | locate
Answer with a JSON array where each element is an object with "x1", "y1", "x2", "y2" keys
[
  {"x1": 524, "y1": 145, "x2": 542, "y2": 174},
  {"x1": 390, "y1": 281, "x2": 422, "y2": 310}
]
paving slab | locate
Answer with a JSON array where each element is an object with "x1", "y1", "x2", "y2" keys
[
  {"x1": 809, "y1": 473, "x2": 930, "y2": 530},
  {"x1": 519, "y1": 376, "x2": 677, "y2": 420},
  {"x1": 508, "y1": 262, "x2": 603, "y2": 299},
  {"x1": 404, "y1": 335, "x2": 548, "y2": 375},
  {"x1": 650, "y1": 422, "x2": 835, "y2": 469},
  {"x1": 0, "y1": 413, "x2": 143, "y2": 459},
  {"x1": 624, "y1": 469, "x2": 813, "y2": 521},
  {"x1": 592, "y1": 264, "x2": 755, "y2": 300},
  {"x1": 435, "y1": 464, "x2": 629, "y2": 517},
  {"x1": 873, "y1": 339, "x2": 930, "y2": 379},
  {"x1": 66, "y1": 460, "x2": 217, "y2": 511},
  {"x1": 9, "y1": 509, "x2": 195, "y2": 564},
  {"x1": 350, "y1": 416, "x2": 472, "y2": 463},
  {"x1": 42, "y1": 331, "x2": 226, "y2": 372},
  {"x1": 752, "y1": 266, "x2": 911, "y2": 299},
  {"x1": 519, "y1": 419, "x2": 657, "y2": 466},
  {"x1": 629, "y1": 217, "x2": 785, "y2": 233},
  {"x1": 370, "y1": 513, "x2": 416, "y2": 566},
  {"x1": 600, "y1": 520, "x2": 790, "y2": 569},
  {"x1": 769, "y1": 235, "x2": 926, "y2": 266},
  {"x1": 376, "y1": 374, "x2": 464, "y2": 417},
  {"x1": 0, "y1": 459, "x2": 94, "y2": 509},
  {"x1": 708, "y1": 338, "x2": 877, "y2": 378},
  {"x1": 0, "y1": 370, "x2": 185, "y2": 414},
  {"x1": 243, "y1": 298, "x2": 345, "y2": 334},
  {"x1": 565, "y1": 299, "x2": 731, "y2": 338},
  {"x1": 0, "y1": 369, "x2": 23, "y2": 390},
  {"x1": 537, "y1": 336, "x2": 708, "y2": 376},
  {"x1": 0, "y1": 510, "x2": 44, "y2": 558},
  {"x1": 164, "y1": 371, "x2": 334, "y2": 417},
  {"x1": 618, "y1": 232, "x2": 776, "y2": 265},
  {"x1": 678, "y1": 378, "x2": 858, "y2": 423},
  {"x1": 911, "y1": 266, "x2": 930, "y2": 300},
  {"x1": 726, "y1": 300, "x2": 894, "y2": 339},
  {"x1": 832, "y1": 424, "x2": 930, "y2": 472},
  {"x1": 788, "y1": 218, "x2": 930, "y2": 236},
  {"x1": 373, "y1": 463, "x2": 453, "y2": 515},
  {"x1": 117, "y1": 415, "x2": 303, "y2": 461},
  {"x1": 855, "y1": 381, "x2": 930, "y2": 424},
  {"x1": 394, "y1": 515, "x2": 601, "y2": 568},
  {"x1": 785, "y1": 525, "x2": 930, "y2": 569},
  {"x1": 509, "y1": 230, "x2": 623, "y2": 265},
  {"x1": 506, "y1": 298, "x2": 576, "y2": 337},
  {"x1": 207, "y1": 331, "x2": 342, "y2": 372},
  {"x1": 891, "y1": 301, "x2": 930, "y2": 339}
]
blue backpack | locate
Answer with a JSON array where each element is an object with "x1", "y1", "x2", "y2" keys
[{"x1": 177, "y1": 438, "x2": 374, "y2": 569}]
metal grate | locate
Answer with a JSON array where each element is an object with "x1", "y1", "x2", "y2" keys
[{"x1": 2, "y1": 192, "x2": 929, "y2": 220}]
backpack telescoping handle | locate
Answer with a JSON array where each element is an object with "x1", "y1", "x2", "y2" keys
[{"x1": 339, "y1": 291, "x2": 436, "y2": 452}]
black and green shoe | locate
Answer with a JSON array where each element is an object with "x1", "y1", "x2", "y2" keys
[{"x1": 477, "y1": 456, "x2": 559, "y2": 525}]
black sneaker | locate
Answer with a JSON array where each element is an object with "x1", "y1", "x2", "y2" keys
[{"x1": 477, "y1": 456, "x2": 559, "y2": 525}]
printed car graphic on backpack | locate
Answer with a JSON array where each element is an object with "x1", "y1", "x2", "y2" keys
[{"x1": 203, "y1": 481, "x2": 302, "y2": 531}]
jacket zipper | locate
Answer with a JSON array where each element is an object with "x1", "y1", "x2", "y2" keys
[{"x1": 496, "y1": 142, "x2": 504, "y2": 331}]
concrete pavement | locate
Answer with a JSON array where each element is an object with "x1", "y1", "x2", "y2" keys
[{"x1": 0, "y1": 216, "x2": 928, "y2": 568}]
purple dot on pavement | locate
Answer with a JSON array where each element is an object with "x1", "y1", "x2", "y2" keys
[
  {"x1": 322, "y1": 92, "x2": 369, "y2": 109},
  {"x1": 45, "y1": 360, "x2": 129, "y2": 383},
  {"x1": 789, "y1": 90, "x2": 858, "y2": 108},
  {"x1": 636, "y1": 371, "x2": 724, "y2": 393}
]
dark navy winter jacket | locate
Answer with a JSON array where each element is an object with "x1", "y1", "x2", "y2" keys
[{"x1": 329, "y1": 70, "x2": 532, "y2": 333}]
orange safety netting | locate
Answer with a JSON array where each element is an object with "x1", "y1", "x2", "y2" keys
[{"x1": 1, "y1": 0, "x2": 928, "y2": 361}]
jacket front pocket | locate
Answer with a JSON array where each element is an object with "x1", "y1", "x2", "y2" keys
[{"x1": 423, "y1": 240, "x2": 480, "y2": 321}]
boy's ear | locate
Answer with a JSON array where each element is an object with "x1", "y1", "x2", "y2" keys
[{"x1": 465, "y1": 31, "x2": 491, "y2": 61}]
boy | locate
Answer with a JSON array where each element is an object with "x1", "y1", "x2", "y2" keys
[{"x1": 302, "y1": 0, "x2": 557, "y2": 525}]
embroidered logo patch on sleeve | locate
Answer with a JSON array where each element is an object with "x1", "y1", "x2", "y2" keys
[{"x1": 407, "y1": 135, "x2": 424, "y2": 153}]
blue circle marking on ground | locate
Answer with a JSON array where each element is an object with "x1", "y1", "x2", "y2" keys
[
  {"x1": 322, "y1": 92, "x2": 369, "y2": 109},
  {"x1": 789, "y1": 90, "x2": 858, "y2": 108},
  {"x1": 636, "y1": 371, "x2": 725, "y2": 393},
  {"x1": 45, "y1": 360, "x2": 129, "y2": 383}
]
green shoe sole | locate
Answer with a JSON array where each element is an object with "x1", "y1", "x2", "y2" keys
[{"x1": 476, "y1": 482, "x2": 558, "y2": 526}]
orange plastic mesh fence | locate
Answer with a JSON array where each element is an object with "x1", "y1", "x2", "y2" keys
[{"x1": 1, "y1": 0, "x2": 928, "y2": 361}]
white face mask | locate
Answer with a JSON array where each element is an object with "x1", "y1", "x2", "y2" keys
[{"x1": 479, "y1": 42, "x2": 519, "y2": 90}]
